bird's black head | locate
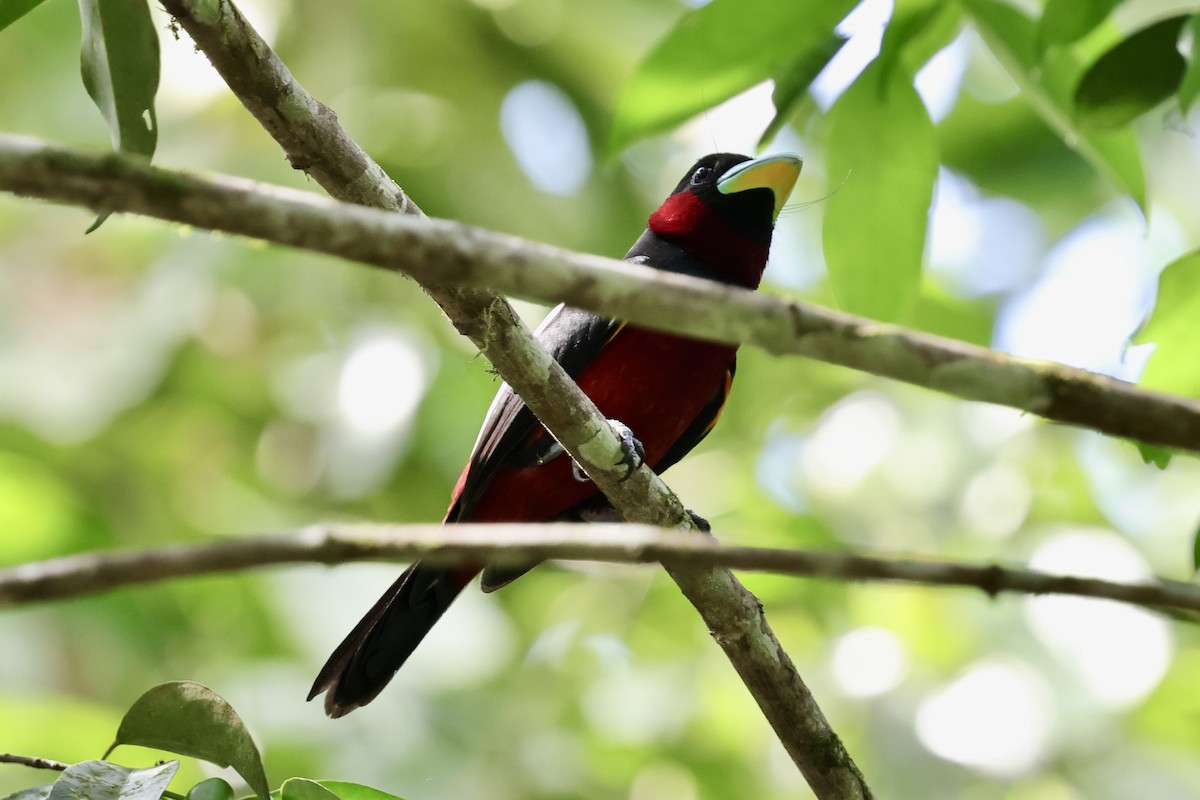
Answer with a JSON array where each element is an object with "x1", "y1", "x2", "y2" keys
[
  {"x1": 646, "y1": 152, "x2": 802, "y2": 287},
  {"x1": 668, "y1": 154, "x2": 776, "y2": 243}
]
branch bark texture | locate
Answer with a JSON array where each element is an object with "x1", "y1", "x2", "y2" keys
[
  {"x1": 5, "y1": 525, "x2": 1198, "y2": 615},
  {"x1": 0, "y1": 753, "x2": 70, "y2": 772}
]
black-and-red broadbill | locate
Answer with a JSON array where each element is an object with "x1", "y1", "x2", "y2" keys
[{"x1": 310, "y1": 152, "x2": 802, "y2": 716}]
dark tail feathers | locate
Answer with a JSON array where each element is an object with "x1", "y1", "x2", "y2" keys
[{"x1": 308, "y1": 563, "x2": 475, "y2": 717}]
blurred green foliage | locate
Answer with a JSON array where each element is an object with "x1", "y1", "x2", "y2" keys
[{"x1": 5, "y1": 0, "x2": 1200, "y2": 799}]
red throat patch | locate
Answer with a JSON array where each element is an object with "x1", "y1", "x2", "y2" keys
[{"x1": 647, "y1": 190, "x2": 770, "y2": 288}]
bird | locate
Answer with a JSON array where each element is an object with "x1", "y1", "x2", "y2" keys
[{"x1": 309, "y1": 152, "x2": 802, "y2": 717}]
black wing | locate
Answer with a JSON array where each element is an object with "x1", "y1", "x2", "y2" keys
[{"x1": 446, "y1": 303, "x2": 620, "y2": 522}]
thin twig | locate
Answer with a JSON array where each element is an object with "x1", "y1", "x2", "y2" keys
[
  {"x1": 2, "y1": 525, "x2": 1197, "y2": 615},
  {"x1": 0, "y1": 753, "x2": 69, "y2": 772}
]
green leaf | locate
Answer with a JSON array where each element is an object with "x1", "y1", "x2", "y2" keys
[
  {"x1": 755, "y1": 0, "x2": 964, "y2": 151},
  {"x1": 1135, "y1": 249, "x2": 1200, "y2": 398},
  {"x1": 186, "y1": 779, "x2": 235, "y2": 800},
  {"x1": 877, "y1": 0, "x2": 961, "y2": 74},
  {"x1": 1137, "y1": 443, "x2": 1172, "y2": 470},
  {"x1": 3, "y1": 786, "x2": 53, "y2": 800},
  {"x1": 106, "y1": 682, "x2": 270, "y2": 800},
  {"x1": 0, "y1": 0, "x2": 48, "y2": 32},
  {"x1": 314, "y1": 783, "x2": 406, "y2": 800},
  {"x1": 1074, "y1": 16, "x2": 1188, "y2": 130},
  {"x1": 279, "y1": 781, "x2": 338, "y2": 800},
  {"x1": 1038, "y1": 0, "x2": 1119, "y2": 48},
  {"x1": 963, "y1": 0, "x2": 1145, "y2": 211},
  {"x1": 1177, "y1": 14, "x2": 1200, "y2": 113},
  {"x1": 78, "y1": 0, "x2": 160, "y2": 159},
  {"x1": 48, "y1": 762, "x2": 177, "y2": 800},
  {"x1": 822, "y1": 60, "x2": 937, "y2": 322},
  {"x1": 1194, "y1": 523, "x2": 1200, "y2": 572},
  {"x1": 609, "y1": 0, "x2": 857, "y2": 154},
  {"x1": 758, "y1": 33, "x2": 846, "y2": 148},
  {"x1": 896, "y1": 1, "x2": 964, "y2": 76}
]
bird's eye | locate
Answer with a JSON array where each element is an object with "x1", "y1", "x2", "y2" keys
[{"x1": 690, "y1": 166, "x2": 712, "y2": 185}]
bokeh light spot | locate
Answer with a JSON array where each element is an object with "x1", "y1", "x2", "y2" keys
[
  {"x1": 1024, "y1": 529, "x2": 1172, "y2": 707},
  {"x1": 801, "y1": 392, "x2": 900, "y2": 499},
  {"x1": 336, "y1": 330, "x2": 429, "y2": 438},
  {"x1": 916, "y1": 660, "x2": 1055, "y2": 776},
  {"x1": 582, "y1": 666, "x2": 694, "y2": 743},
  {"x1": 500, "y1": 80, "x2": 591, "y2": 196},
  {"x1": 629, "y1": 761, "x2": 699, "y2": 800},
  {"x1": 996, "y1": 213, "x2": 1157, "y2": 379},
  {"x1": 958, "y1": 463, "x2": 1031, "y2": 541},
  {"x1": 831, "y1": 627, "x2": 907, "y2": 697}
]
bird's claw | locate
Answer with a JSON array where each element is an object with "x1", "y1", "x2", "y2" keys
[
  {"x1": 571, "y1": 419, "x2": 645, "y2": 483},
  {"x1": 611, "y1": 419, "x2": 646, "y2": 480}
]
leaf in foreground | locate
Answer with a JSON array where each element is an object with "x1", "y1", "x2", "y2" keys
[
  {"x1": 106, "y1": 682, "x2": 270, "y2": 800},
  {"x1": 1135, "y1": 249, "x2": 1200, "y2": 399},
  {"x1": 3, "y1": 786, "x2": 53, "y2": 800},
  {"x1": 1177, "y1": 14, "x2": 1200, "y2": 113},
  {"x1": 1073, "y1": 16, "x2": 1188, "y2": 130},
  {"x1": 279, "y1": 781, "x2": 338, "y2": 800},
  {"x1": 1136, "y1": 443, "x2": 1172, "y2": 471},
  {"x1": 1194, "y1": 523, "x2": 1200, "y2": 573},
  {"x1": 608, "y1": 0, "x2": 856, "y2": 153},
  {"x1": 0, "y1": 0, "x2": 48, "y2": 32},
  {"x1": 46, "y1": 761, "x2": 176, "y2": 800},
  {"x1": 1037, "y1": 0, "x2": 1119, "y2": 48},
  {"x1": 758, "y1": 32, "x2": 846, "y2": 148},
  {"x1": 315, "y1": 782, "x2": 407, "y2": 800},
  {"x1": 962, "y1": 0, "x2": 1145, "y2": 211},
  {"x1": 185, "y1": 778, "x2": 235, "y2": 800},
  {"x1": 823, "y1": 60, "x2": 937, "y2": 322},
  {"x1": 78, "y1": 0, "x2": 160, "y2": 159}
]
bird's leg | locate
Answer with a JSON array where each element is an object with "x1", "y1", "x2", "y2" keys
[{"x1": 572, "y1": 419, "x2": 645, "y2": 483}]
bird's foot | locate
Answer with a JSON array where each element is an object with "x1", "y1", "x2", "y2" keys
[{"x1": 572, "y1": 418, "x2": 645, "y2": 483}]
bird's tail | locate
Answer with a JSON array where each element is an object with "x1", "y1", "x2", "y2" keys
[{"x1": 308, "y1": 563, "x2": 477, "y2": 717}]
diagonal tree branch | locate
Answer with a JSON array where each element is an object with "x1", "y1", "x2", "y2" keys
[
  {"x1": 3, "y1": 135, "x2": 1200, "y2": 456},
  {"x1": 3, "y1": 525, "x2": 1200, "y2": 616}
]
